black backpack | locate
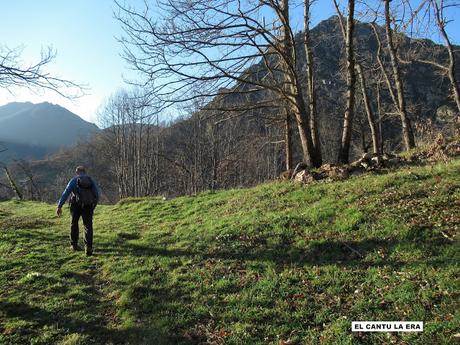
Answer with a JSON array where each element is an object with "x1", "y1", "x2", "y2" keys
[{"x1": 73, "y1": 176, "x2": 97, "y2": 208}]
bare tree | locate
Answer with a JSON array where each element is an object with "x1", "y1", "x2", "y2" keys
[
  {"x1": 334, "y1": 0, "x2": 381, "y2": 157},
  {"x1": 14, "y1": 160, "x2": 42, "y2": 200},
  {"x1": 98, "y1": 90, "x2": 159, "y2": 198},
  {"x1": 283, "y1": 107, "x2": 293, "y2": 170},
  {"x1": 1, "y1": 165, "x2": 22, "y2": 200},
  {"x1": 115, "y1": 0, "x2": 322, "y2": 167},
  {"x1": 304, "y1": 0, "x2": 321, "y2": 160},
  {"x1": 278, "y1": 0, "x2": 321, "y2": 166},
  {"x1": 356, "y1": 64, "x2": 380, "y2": 155},
  {"x1": 429, "y1": 0, "x2": 460, "y2": 114},
  {"x1": 337, "y1": 0, "x2": 357, "y2": 164},
  {"x1": 0, "y1": 45, "x2": 85, "y2": 97},
  {"x1": 383, "y1": 0, "x2": 416, "y2": 150}
]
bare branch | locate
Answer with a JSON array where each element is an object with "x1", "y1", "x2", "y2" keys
[{"x1": 0, "y1": 45, "x2": 87, "y2": 99}]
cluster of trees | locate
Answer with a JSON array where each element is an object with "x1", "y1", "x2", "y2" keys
[
  {"x1": 114, "y1": 0, "x2": 458, "y2": 166},
  {"x1": 96, "y1": 90, "x2": 286, "y2": 198},
  {"x1": 0, "y1": 99, "x2": 285, "y2": 201},
  {"x1": 1, "y1": 0, "x2": 459, "y2": 202},
  {"x1": 89, "y1": 0, "x2": 457, "y2": 199}
]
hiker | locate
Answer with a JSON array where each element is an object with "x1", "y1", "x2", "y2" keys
[{"x1": 56, "y1": 166, "x2": 99, "y2": 256}]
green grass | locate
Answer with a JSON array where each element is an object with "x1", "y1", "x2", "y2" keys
[{"x1": 1, "y1": 159, "x2": 459, "y2": 344}]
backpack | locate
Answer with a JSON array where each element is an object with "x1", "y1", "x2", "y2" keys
[{"x1": 74, "y1": 176, "x2": 97, "y2": 208}]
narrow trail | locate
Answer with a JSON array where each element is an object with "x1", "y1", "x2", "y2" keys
[
  {"x1": 0, "y1": 205, "x2": 124, "y2": 344},
  {"x1": 70, "y1": 255, "x2": 125, "y2": 344}
]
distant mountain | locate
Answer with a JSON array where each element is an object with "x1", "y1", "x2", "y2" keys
[{"x1": 0, "y1": 102, "x2": 99, "y2": 161}]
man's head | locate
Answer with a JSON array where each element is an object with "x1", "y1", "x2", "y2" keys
[{"x1": 75, "y1": 166, "x2": 86, "y2": 176}]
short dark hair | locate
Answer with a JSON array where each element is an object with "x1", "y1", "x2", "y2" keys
[{"x1": 75, "y1": 166, "x2": 86, "y2": 174}]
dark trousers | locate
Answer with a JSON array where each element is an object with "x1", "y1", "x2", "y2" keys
[{"x1": 70, "y1": 203, "x2": 94, "y2": 248}]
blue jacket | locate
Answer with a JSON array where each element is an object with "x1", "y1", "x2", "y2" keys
[{"x1": 57, "y1": 175, "x2": 99, "y2": 208}]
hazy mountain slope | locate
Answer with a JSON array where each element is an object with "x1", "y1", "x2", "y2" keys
[
  {"x1": 0, "y1": 102, "x2": 99, "y2": 161},
  {"x1": 0, "y1": 142, "x2": 50, "y2": 162}
]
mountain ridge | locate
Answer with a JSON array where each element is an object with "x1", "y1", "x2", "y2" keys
[{"x1": 0, "y1": 101, "x2": 99, "y2": 161}]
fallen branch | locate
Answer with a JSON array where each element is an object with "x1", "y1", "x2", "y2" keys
[
  {"x1": 291, "y1": 162, "x2": 306, "y2": 180},
  {"x1": 343, "y1": 242, "x2": 364, "y2": 258},
  {"x1": 440, "y1": 230, "x2": 454, "y2": 242}
]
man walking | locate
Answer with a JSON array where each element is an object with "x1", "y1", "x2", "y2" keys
[{"x1": 56, "y1": 166, "x2": 99, "y2": 256}]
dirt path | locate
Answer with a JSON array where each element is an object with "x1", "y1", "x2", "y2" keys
[{"x1": 70, "y1": 256, "x2": 125, "y2": 344}]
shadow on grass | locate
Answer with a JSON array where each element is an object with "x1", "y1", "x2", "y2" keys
[
  {"x1": 96, "y1": 235, "x2": 455, "y2": 269},
  {"x1": 0, "y1": 217, "x2": 55, "y2": 231},
  {"x1": 0, "y1": 300, "x2": 174, "y2": 345},
  {"x1": 88, "y1": 234, "x2": 457, "y2": 344},
  {"x1": 0, "y1": 233, "x2": 178, "y2": 344}
]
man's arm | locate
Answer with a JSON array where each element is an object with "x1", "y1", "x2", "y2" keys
[{"x1": 57, "y1": 178, "x2": 76, "y2": 209}]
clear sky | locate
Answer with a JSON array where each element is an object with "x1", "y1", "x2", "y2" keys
[
  {"x1": 0, "y1": 0, "x2": 131, "y2": 124},
  {"x1": 0, "y1": 1, "x2": 458, "y2": 124}
]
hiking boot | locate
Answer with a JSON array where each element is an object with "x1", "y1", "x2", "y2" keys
[
  {"x1": 85, "y1": 246, "x2": 93, "y2": 256},
  {"x1": 70, "y1": 244, "x2": 82, "y2": 251}
]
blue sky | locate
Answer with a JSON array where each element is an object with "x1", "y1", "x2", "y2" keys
[
  {"x1": 0, "y1": 0, "x2": 131, "y2": 123},
  {"x1": 0, "y1": 0, "x2": 458, "y2": 124}
]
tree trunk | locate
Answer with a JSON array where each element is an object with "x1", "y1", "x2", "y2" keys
[
  {"x1": 376, "y1": 82, "x2": 385, "y2": 153},
  {"x1": 356, "y1": 64, "x2": 380, "y2": 155},
  {"x1": 431, "y1": 0, "x2": 460, "y2": 114},
  {"x1": 280, "y1": 0, "x2": 321, "y2": 167},
  {"x1": 3, "y1": 167, "x2": 23, "y2": 200},
  {"x1": 360, "y1": 122, "x2": 368, "y2": 153},
  {"x1": 284, "y1": 109, "x2": 293, "y2": 171},
  {"x1": 384, "y1": 0, "x2": 415, "y2": 150},
  {"x1": 304, "y1": 0, "x2": 321, "y2": 157},
  {"x1": 293, "y1": 94, "x2": 321, "y2": 167},
  {"x1": 338, "y1": 0, "x2": 356, "y2": 164},
  {"x1": 371, "y1": 23, "x2": 398, "y2": 107}
]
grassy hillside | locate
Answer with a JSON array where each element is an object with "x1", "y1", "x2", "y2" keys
[{"x1": 0, "y1": 159, "x2": 459, "y2": 344}]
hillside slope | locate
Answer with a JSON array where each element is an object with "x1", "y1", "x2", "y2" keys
[{"x1": 0, "y1": 159, "x2": 459, "y2": 344}]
